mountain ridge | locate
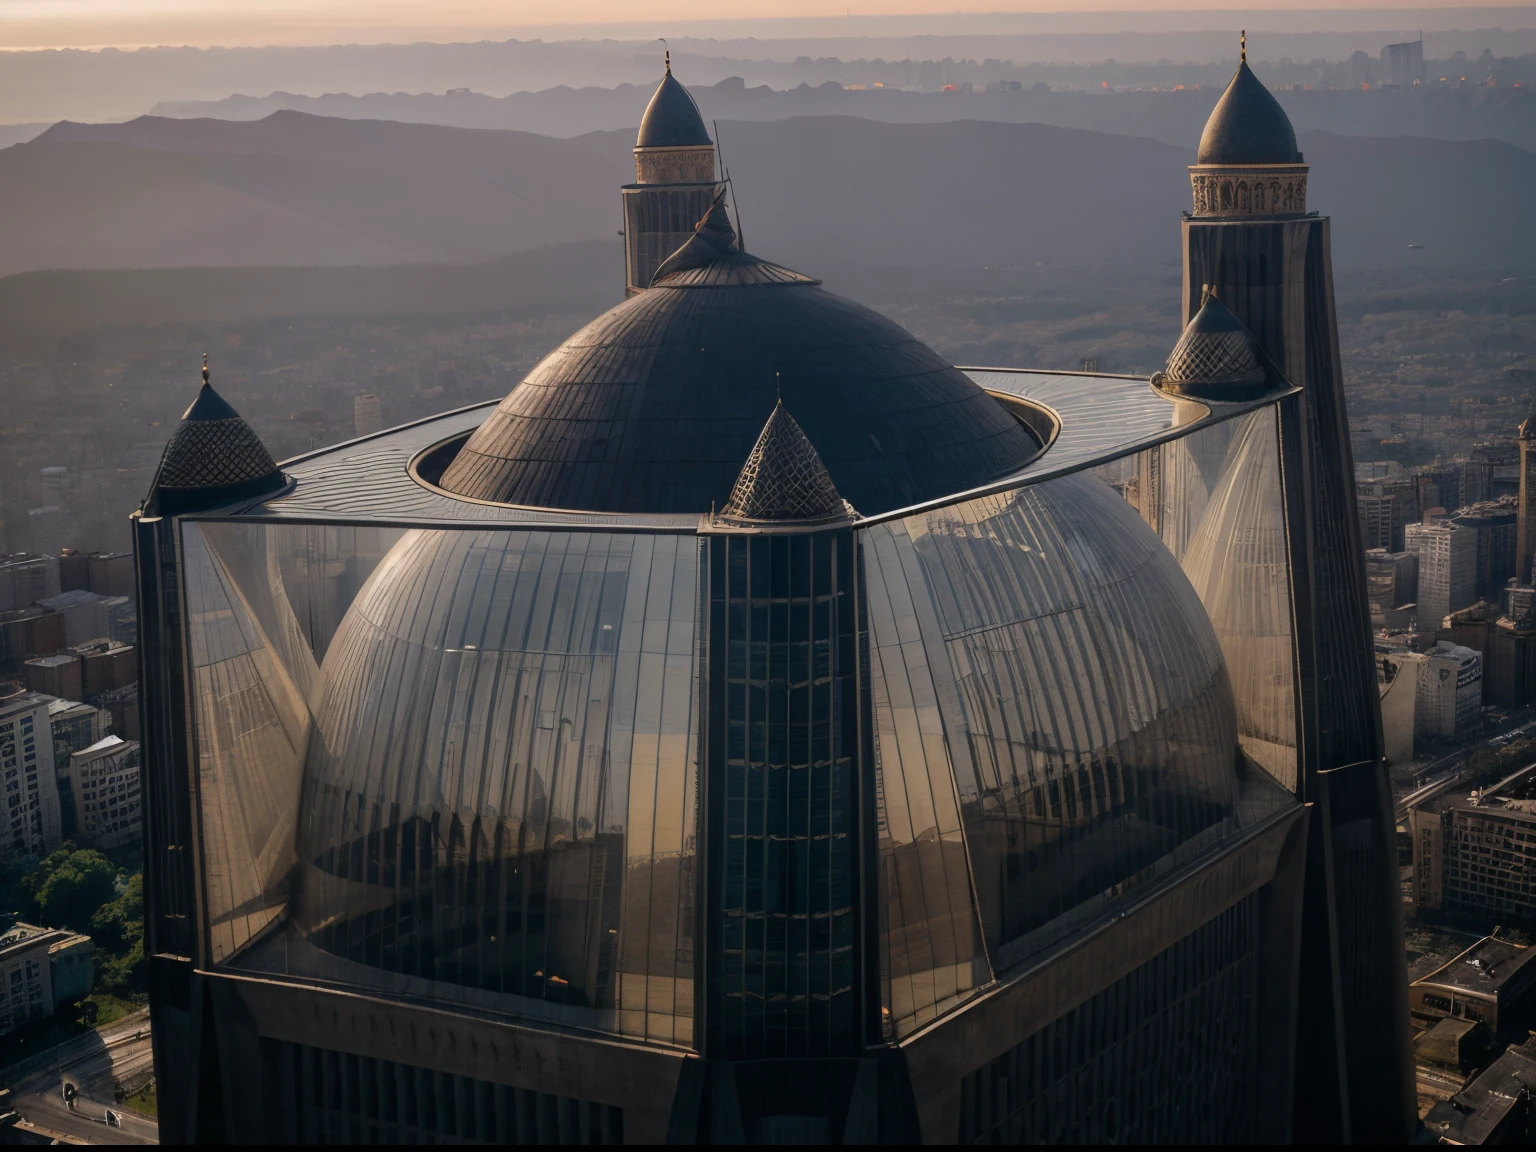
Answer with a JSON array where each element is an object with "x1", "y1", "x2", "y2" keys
[{"x1": 3, "y1": 111, "x2": 1530, "y2": 279}]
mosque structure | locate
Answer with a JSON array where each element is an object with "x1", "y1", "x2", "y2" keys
[{"x1": 134, "y1": 40, "x2": 1413, "y2": 1145}]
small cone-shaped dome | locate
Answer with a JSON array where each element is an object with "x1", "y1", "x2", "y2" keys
[
  {"x1": 1161, "y1": 293, "x2": 1272, "y2": 398},
  {"x1": 1197, "y1": 45, "x2": 1302, "y2": 165},
  {"x1": 143, "y1": 355, "x2": 285, "y2": 515},
  {"x1": 637, "y1": 55, "x2": 711, "y2": 149},
  {"x1": 649, "y1": 189, "x2": 814, "y2": 287},
  {"x1": 1520, "y1": 396, "x2": 1536, "y2": 440},
  {"x1": 720, "y1": 400, "x2": 852, "y2": 524}
]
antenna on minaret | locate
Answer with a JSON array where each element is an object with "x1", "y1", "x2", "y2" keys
[
  {"x1": 713, "y1": 118, "x2": 744, "y2": 249},
  {"x1": 1240, "y1": 29, "x2": 1247, "y2": 64}
]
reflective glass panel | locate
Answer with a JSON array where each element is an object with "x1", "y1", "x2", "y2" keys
[
  {"x1": 1099, "y1": 407, "x2": 1299, "y2": 791},
  {"x1": 860, "y1": 420, "x2": 1298, "y2": 1033},
  {"x1": 184, "y1": 523, "x2": 702, "y2": 1046}
]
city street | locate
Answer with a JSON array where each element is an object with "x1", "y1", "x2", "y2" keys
[
  {"x1": 1395, "y1": 707, "x2": 1536, "y2": 819},
  {"x1": 5, "y1": 1010, "x2": 157, "y2": 1145}
]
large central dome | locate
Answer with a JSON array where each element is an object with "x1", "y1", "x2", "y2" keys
[{"x1": 436, "y1": 205, "x2": 1037, "y2": 516}]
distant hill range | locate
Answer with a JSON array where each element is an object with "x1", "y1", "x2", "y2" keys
[
  {"x1": 151, "y1": 76, "x2": 1536, "y2": 154},
  {"x1": 4, "y1": 111, "x2": 1530, "y2": 280}
]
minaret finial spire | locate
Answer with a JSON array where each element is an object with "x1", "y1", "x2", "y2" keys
[
  {"x1": 1241, "y1": 29, "x2": 1247, "y2": 64},
  {"x1": 202, "y1": 352, "x2": 210, "y2": 387},
  {"x1": 661, "y1": 38, "x2": 670, "y2": 75}
]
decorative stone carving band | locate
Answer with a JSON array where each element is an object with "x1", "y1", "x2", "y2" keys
[
  {"x1": 1189, "y1": 165, "x2": 1309, "y2": 217},
  {"x1": 635, "y1": 145, "x2": 717, "y2": 185}
]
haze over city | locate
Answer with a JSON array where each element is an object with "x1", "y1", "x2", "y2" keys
[{"x1": 0, "y1": 3, "x2": 1534, "y2": 1147}]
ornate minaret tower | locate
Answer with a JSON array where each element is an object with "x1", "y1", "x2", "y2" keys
[
  {"x1": 621, "y1": 52, "x2": 721, "y2": 295},
  {"x1": 1517, "y1": 402, "x2": 1536, "y2": 585},
  {"x1": 1182, "y1": 34, "x2": 1415, "y2": 1144}
]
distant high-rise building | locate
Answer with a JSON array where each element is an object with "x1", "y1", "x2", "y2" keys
[
  {"x1": 0, "y1": 553, "x2": 60, "y2": 612},
  {"x1": 1518, "y1": 402, "x2": 1536, "y2": 584},
  {"x1": 1365, "y1": 548, "x2": 1418, "y2": 629},
  {"x1": 352, "y1": 393, "x2": 381, "y2": 437},
  {"x1": 0, "y1": 687, "x2": 62, "y2": 856},
  {"x1": 1358, "y1": 478, "x2": 1418, "y2": 552},
  {"x1": 1408, "y1": 519, "x2": 1479, "y2": 627},
  {"x1": 1452, "y1": 499, "x2": 1519, "y2": 601},
  {"x1": 133, "y1": 45, "x2": 1409, "y2": 1146},
  {"x1": 1381, "y1": 37, "x2": 1426, "y2": 88}
]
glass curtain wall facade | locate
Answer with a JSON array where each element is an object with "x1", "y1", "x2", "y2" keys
[{"x1": 156, "y1": 389, "x2": 1308, "y2": 1143}]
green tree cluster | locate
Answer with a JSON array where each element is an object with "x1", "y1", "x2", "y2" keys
[{"x1": 6, "y1": 844, "x2": 146, "y2": 1000}]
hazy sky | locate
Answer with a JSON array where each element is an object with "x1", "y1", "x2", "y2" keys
[{"x1": 0, "y1": 1, "x2": 1530, "y2": 50}]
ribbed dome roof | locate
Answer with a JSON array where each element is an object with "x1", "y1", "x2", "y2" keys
[
  {"x1": 436, "y1": 211, "x2": 1036, "y2": 517},
  {"x1": 636, "y1": 64, "x2": 711, "y2": 149},
  {"x1": 1162, "y1": 293, "x2": 1270, "y2": 396},
  {"x1": 1197, "y1": 60, "x2": 1302, "y2": 166},
  {"x1": 144, "y1": 357, "x2": 285, "y2": 516}
]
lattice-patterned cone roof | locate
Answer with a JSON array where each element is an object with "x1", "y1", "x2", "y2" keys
[
  {"x1": 143, "y1": 358, "x2": 285, "y2": 515},
  {"x1": 1163, "y1": 293, "x2": 1269, "y2": 391},
  {"x1": 719, "y1": 401, "x2": 852, "y2": 524}
]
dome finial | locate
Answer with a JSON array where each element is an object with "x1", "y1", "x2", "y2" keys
[
  {"x1": 661, "y1": 37, "x2": 670, "y2": 75},
  {"x1": 202, "y1": 351, "x2": 210, "y2": 387},
  {"x1": 1241, "y1": 29, "x2": 1246, "y2": 64}
]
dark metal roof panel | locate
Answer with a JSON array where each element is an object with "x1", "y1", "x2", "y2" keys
[
  {"x1": 636, "y1": 70, "x2": 712, "y2": 149},
  {"x1": 1197, "y1": 60, "x2": 1303, "y2": 165},
  {"x1": 435, "y1": 280, "x2": 1038, "y2": 517}
]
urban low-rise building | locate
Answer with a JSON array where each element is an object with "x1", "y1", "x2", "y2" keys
[
  {"x1": 1422, "y1": 1034, "x2": 1536, "y2": 1144},
  {"x1": 22, "y1": 652, "x2": 79, "y2": 700},
  {"x1": 1410, "y1": 764, "x2": 1536, "y2": 924},
  {"x1": 0, "y1": 608, "x2": 64, "y2": 678},
  {"x1": 0, "y1": 921, "x2": 93, "y2": 1036},
  {"x1": 67, "y1": 735, "x2": 141, "y2": 850},
  {"x1": 0, "y1": 687, "x2": 61, "y2": 857},
  {"x1": 34, "y1": 591, "x2": 132, "y2": 648},
  {"x1": 1409, "y1": 937, "x2": 1536, "y2": 1037}
]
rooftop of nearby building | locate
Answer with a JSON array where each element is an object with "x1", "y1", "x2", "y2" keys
[
  {"x1": 35, "y1": 589, "x2": 126, "y2": 612},
  {"x1": 0, "y1": 687, "x2": 51, "y2": 717},
  {"x1": 1414, "y1": 937, "x2": 1536, "y2": 998},
  {"x1": 0, "y1": 921, "x2": 76, "y2": 958},
  {"x1": 69, "y1": 638, "x2": 130, "y2": 656},
  {"x1": 24, "y1": 653, "x2": 75, "y2": 669},
  {"x1": 1413, "y1": 763, "x2": 1536, "y2": 818},
  {"x1": 1423, "y1": 1035, "x2": 1536, "y2": 1144},
  {"x1": 73, "y1": 734, "x2": 132, "y2": 762}
]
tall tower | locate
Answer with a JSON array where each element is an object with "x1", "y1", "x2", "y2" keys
[
  {"x1": 621, "y1": 53, "x2": 720, "y2": 295},
  {"x1": 1182, "y1": 35, "x2": 1415, "y2": 1143},
  {"x1": 1516, "y1": 402, "x2": 1536, "y2": 585},
  {"x1": 133, "y1": 357, "x2": 286, "y2": 1143}
]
